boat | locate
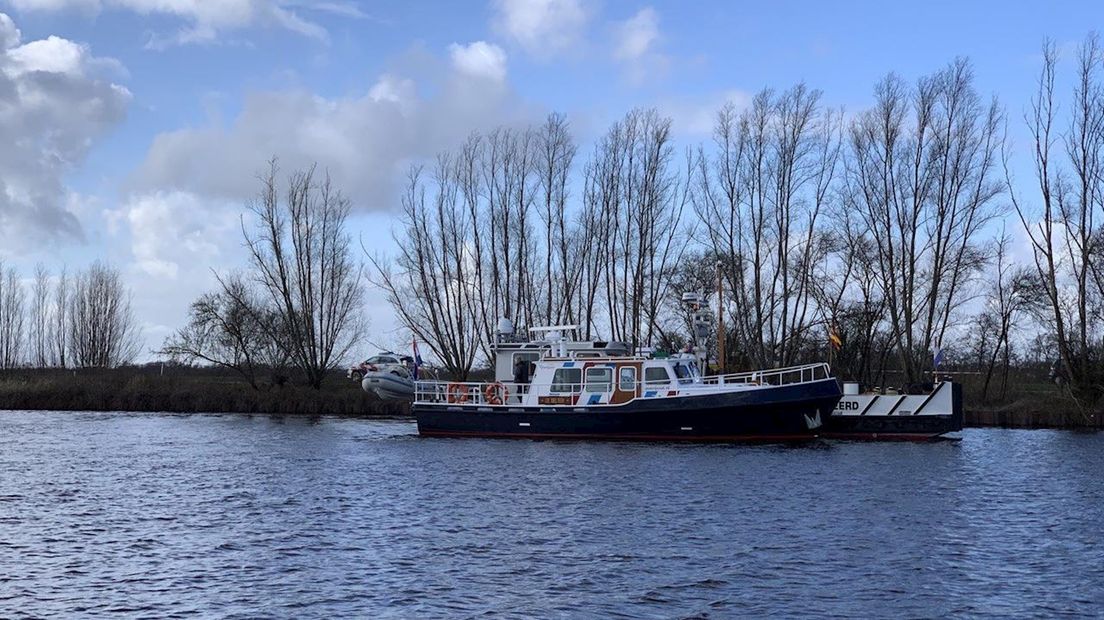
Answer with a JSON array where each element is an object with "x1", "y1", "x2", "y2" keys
[
  {"x1": 412, "y1": 324, "x2": 842, "y2": 441},
  {"x1": 353, "y1": 352, "x2": 418, "y2": 400},
  {"x1": 362, "y1": 370, "x2": 415, "y2": 400},
  {"x1": 822, "y1": 380, "x2": 963, "y2": 440}
]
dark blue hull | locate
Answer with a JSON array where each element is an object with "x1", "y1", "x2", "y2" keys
[{"x1": 414, "y1": 379, "x2": 842, "y2": 441}]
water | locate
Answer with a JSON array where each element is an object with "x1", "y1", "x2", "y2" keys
[{"x1": 1, "y1": 412, "x2": 1102, "y2": 619}]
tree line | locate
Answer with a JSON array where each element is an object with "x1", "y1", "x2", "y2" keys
[
  {"x1": 0, "y1": 261, "x2": 141, "y2": 369},
  {"x1": 63, "y1": 34, "x2": 1101, "y2": 412},
  {"x1": 370, "y1": 35, "x2": 1104, "y2": 409}
]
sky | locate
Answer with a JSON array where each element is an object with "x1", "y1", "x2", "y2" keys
[{"x1": 0, "y1": 0, "x2": 1101, "y2": 360}]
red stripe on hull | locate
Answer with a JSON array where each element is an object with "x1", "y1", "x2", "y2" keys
[
  {"x1": 820, "y1": 432, "x2": 956, "y2": 442},
  {"x1": 417, "y1": 429, "x2": 819, "y2": 442}
]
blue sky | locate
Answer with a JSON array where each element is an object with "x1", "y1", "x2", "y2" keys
[{"x1": 0, "y1": 0, "x2": 1100, "y2": 357}]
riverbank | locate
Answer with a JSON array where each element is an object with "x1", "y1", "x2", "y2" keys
[
  {"x1": 1, "y1": 367, "x2": 1101, "y2": 429},
  {"x1": 956, "y1": 373, "x2": 1103, "y2": 430},
  {"x1": 0, "y1": 367, "x2": 409, "y2": 417},
  {"x1": 966, "y1": 404, "x2": 1101, "y2": 429}
]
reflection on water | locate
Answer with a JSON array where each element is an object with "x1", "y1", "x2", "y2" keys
[{"x1": 1, "y1": 412, "x2": 1102, "y2": 618}]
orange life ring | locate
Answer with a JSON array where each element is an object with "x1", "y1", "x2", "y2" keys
[
  {"x1": 484, "y1": 381, "x2": 509, "y2": 405},
  {"x1": 446, "y1": 382, "x2": 469, "y2": 403}
]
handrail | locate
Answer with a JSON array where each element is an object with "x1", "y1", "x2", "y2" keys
[
  {"x1": 413, "y1": 362, "x2": 833, "y2": 405},
  {"x1": 700, "y1": 362, "x2": 832, "y2": 386}
]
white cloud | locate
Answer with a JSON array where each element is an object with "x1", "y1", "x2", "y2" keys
[
  {"x1": 111, "y1": 191, "x2": 238, "y2": 280},
  {"x1": 662, "y1": 89, "x2": 752, "y2": 137},
  {"x1": 6, "y1": 0, "x2": 97, "y2": 9},
  {"x1": 368, "y1": 73, "x2": 414, "y2": 105},
  {"x1": 104, "y1": 190, "x2": 246, "y2": 358},
  {"x1": 114, "y1": 41, "x2": 536, "y2": 358},
  {"x1": 448, "y1": 40, "x2": 507, "y2": 83},
  {"x1": 491, "y1": 0, "x2": 587, "y2": 58},
  {"x1": 614, "y1": 7, "x2": 658, "y2": 61},
  {"x1": 127, "y1": 48, "x2": 535, "y2": 210},
  {"x1": 5, "y1": 0, "x2": 362, "y2": 47},
  {"x1": 0, "y1": 12, "x2": 19, "y2": 48},
  {"x1": 0, "y1": 12, "x2": 130, "y2": 251},
  {"x1": 5, "y1": 35, "x2": 86, "y2": 74},
  {"x1": 612, "y1": 6, "x2": 668, "y2": 84}
]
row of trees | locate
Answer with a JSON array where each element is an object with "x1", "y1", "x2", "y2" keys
[
  {"x1": 156, "y1": 34, "x2": 1103, "y2": 409},
  {"x1": 372, "y1": 35, "x2": 1104, "y2": 408},
  {"x1": 0, "y1": 261, "x2": 141, "y2": 369},
  {"x1": 370, "y1": 111, "x2": 693, "y2": 378}
]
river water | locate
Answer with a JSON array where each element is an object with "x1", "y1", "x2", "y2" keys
[{"x1": 1, "y1": 411, "x2": 1102, "y2": 618}]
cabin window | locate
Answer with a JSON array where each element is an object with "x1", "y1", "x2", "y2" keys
[
  {"x1": 644, "y1": 367, "x2": 671, "y2": 386},
  {"x1": 512, "y1": 352, "x2": 540, "y2": 381},
  {"x1": 512, "y1": 351, "x2": 541, "y2": 365},
  {"x1": 618, "y1": 367, "x2": 637, "y2": 391},
  {"x1": 584, "y1": 367, "x2": 613, "y2": 393},
  {"x1": 673, "y1": 364, "x2": 693, "y2": 385},
  {"x1": 550, "y1": 368, "x2": 582, "y2": 393}
]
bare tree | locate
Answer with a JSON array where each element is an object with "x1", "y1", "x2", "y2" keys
[
  {"x1": 844, "y1": 59, "x2": 1003, "y2": 383},
  {"x1": 482, "y1": 126, "x2": 540, "y2": 337},
  {"x1": 1010, "y1": 35, "x2": 1104, "y2": 404},
  {"x1": 586, "y1": 108, "x2": 691, "y2": 351},
  {"x1": 371, "y1": 161, "x2": 481, "y2": 379},
  {"x1": 535, "y1": 113, "x2": 580, "y2": 326},
  {"x1": 695, "y1": 87, "x2": 842, "y2": 368},
  {"x1": 808, "y1": 222, "x2": 894, "y2": 387},
  {"x1": 374, "y1": 115, "x2": 592, "y2": 376},
  {"x1": 67, "y1": 261, "x2": 141, "y2": 368},
  {"x1": 29, "y1": 263, "x2": 51, "y2": 368},
  {"x1": 574, "y1": 199, "x2": 605, "y2": 339},
  {"x1": 242, "y1": 162, "x2": 364, "y2": 389},
  {"x1": 161, "y1": 273, "x2": 290, "y2": 389},
  {"x1": 653, "y1": 249, "x2": 719, "y2": 354},
  {"x1": 0, "y1": 262, "x2": 25, "y2": 368},
  {"x1": 51, "y1": 267, "x2": 69, "y2": 368},
  {"x1": 972, "y1": 231, "x2": 1034, "y2": 401}
]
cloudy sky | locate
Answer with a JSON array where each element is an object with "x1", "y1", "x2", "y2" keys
[{"x1": 0, "y1": 0, "x2": 1100, "y2": 359}]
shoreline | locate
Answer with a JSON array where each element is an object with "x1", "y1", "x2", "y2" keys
[
  {"x1": 1, "y1": 405, "x2": 1100, "y2": 432},
  {"x1": 1, "y1": 368, "x2": 1100, "y2": 430},
  {"x1": 965, "y1": 408, "x2": 1102, "y2": 431},
  {"x1": 0, "y1": 407, "x2": 413, "y2": 419},
  {"x1": 0, "y1": 367, "x2": 408, "y2": 418}
]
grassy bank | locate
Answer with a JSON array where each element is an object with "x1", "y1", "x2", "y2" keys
[
  {"x1": 0, "y1": 366, "x2": 410, "y2": 417},
  {"x1": 1, "y1": 365, "x2": 1101, "y2": 430},
  {"x1": 954, "y1": 369, "x2": 1102, "y2": 430},
  {"x1": 965, "y1": 398, "x2": 1102, "y2": 430}
]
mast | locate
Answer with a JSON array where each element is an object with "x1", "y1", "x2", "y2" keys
[{"x1": 716, "y1": 260, "x2": 725, "y2": 374}]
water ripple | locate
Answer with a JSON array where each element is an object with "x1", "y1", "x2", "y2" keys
[{"x1": 1, "y1": 412, "x2": 1102, "y2": 618}]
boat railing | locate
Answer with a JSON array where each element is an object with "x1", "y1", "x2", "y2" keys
[
  {"x1": 414, "y1": 380, "x2": 584, "y2": 405},
  {"x1": 414, "y1": 362, "x2": 833, "y2": 405},
  {"x1": 701, "y1": 362, "x2": 832, "y2": 387}
]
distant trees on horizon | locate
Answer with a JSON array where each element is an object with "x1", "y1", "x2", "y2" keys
[{"x1": 0, "y1": 260, "x2": 140, "y2": 369}]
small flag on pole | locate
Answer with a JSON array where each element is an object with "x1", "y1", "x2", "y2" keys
[
  {"x1": 828, "y1": 323, "x2": 842, "y2": 350},
  {"x1": 933, "y1": 345, "x2": 944, "y2": 368},
  {"x1": 412, "y1": 338, "x2": 424, "y2": 380}
]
